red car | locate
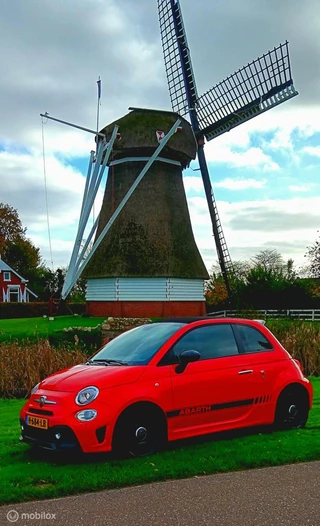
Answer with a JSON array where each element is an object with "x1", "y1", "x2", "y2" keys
[{"x1": 20, "y1": 318, "x2": 313, "y2": 457}]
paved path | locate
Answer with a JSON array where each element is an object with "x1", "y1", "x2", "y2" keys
[{"x1": 1, "y1": 461, "x2": 320, "y2": 526}]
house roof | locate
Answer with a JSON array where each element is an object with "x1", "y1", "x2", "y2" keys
[
  {"x1": 0, "y1": 258, "x2": 38, "y2": 297},
  {"x1": 0, "y1": 259, "x2": 28, "y2": 283},
  {"x1": 26, "y1": 287, "x2": 38, "y2": 298}
]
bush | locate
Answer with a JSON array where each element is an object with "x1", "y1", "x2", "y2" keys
[
  {"x1": 0, "y1": 302, "x2": 86, "y2": 319},
  {"x1": 267, "y1": 320, "x2": 320, "y2": 377},
  {"x1": 0, "y1": 340, "x2": 89, "y2": 398},
  {"x1": 49, "y1": 326, "x2": 102, "y2": 349}
]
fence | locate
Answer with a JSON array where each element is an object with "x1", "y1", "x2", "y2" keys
[{"x1": 207, "y1": 309, "x2": 320, "y2": 322}]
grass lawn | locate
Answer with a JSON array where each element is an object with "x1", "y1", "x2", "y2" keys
[
  {"x1": 0, "y1": 315, "x2": 106, "y2": 343},
  {"x1": 1, "y1": 378, "x2": 319, "y2": 505}
]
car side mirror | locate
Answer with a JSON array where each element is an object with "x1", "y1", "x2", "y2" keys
[{"x1": 175, "y1": 349, "x2": 200, "y2": 374}]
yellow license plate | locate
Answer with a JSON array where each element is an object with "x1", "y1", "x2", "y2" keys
[{"x1": 27, "y1": 415, "x2": 49, "y2": 430}]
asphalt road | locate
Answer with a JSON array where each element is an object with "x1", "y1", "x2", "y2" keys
[{"x1": 1, "y1": 461, "x2": 320, "y2": 526}]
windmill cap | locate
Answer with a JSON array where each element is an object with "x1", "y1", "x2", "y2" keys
[{"x1": 99, "y1": 108, "x2": 197, "y2": 168}]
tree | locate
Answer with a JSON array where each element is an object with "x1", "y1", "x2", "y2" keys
[
  {"x1": 44, "y1": 267, "x2": 86, "y2": 302},
  {"x1": 251, "y1": 249, "x2": 285, "y2": 273},
  {"x1": 4, "y1": 237, "x2": 41, "y2": 278},
  {"x1": 205, "y1": 249, "x2": 314, "y2": 311},
  {"x1": 0, "y1": 203, "x2": 26, "y2": 254},
  {"x1": 0, "y1": 202, "x2": 52, "y2": 299},
  {"x1": 0, "y1": 203, "x2": 43, "y2": 282},
  {"x1": 305, "y1": 234, "x2": 320, "y2": 278},
  {"x1": 205, "y1": 260, "x2": 250, "y2": 309}
]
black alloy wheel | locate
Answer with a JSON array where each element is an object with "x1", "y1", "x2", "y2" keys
[
  {"x1": 113, "y1": 409, "x2": 164, "y2": 458},
  {"x1": 274, "y1": 388, "x2": 309, "y2": 430}
]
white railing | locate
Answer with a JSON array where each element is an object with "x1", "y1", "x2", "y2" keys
[{"x1": 207, "y1": 309, "x2": 320, "y2": 322}]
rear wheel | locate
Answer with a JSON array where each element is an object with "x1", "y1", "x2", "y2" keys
[
  {"x1": 112, "y1": 407, "x2": 166, "y2": 458},
  {"x1": 274, "y1": 387, "x2": 309, "y2": 430}
]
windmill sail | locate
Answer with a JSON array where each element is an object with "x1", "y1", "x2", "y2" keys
[
  {"x1": 158, "y1": 0, "x2": 198, "y2": 115},
  {"x1": 196, "y1": 42, "x2": 298, "y2": 141},
  {"x1": 158, "y1": 0, "x2": 298, "y2": 298},
  {"x1": 158, "y1": 0, "x2": 234, "y2": 294}
]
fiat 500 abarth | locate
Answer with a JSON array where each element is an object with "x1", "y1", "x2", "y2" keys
[{"x1": 20, "y1": 318, "x2": 313, "y2": 457}]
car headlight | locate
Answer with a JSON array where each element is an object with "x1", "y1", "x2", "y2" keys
[
  {"x1": 31, "y1": 382, "x2": 40, "y2": 395},
  {"x1": 76, "y1": 409, "x2": 98, "y2": 422},
  {"x1": 75, "y1": 386, "x2": 99, "y2": 406}
]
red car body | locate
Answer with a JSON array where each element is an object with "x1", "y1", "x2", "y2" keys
[{"x1": 20, "y1": 318, "x2": 313, "y2": 456}]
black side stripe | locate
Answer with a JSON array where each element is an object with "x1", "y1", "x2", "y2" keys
[
  {"x1": 166, "y1": 398, "x2": 254, "y2": 418},
  {"x1": 254, "y1": 395, "x2": 271, "y2": 405}
]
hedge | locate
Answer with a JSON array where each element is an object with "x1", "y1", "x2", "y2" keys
[
  {"x1": 0, "y1": 302, "x2": 86, "y2": 319},
  {"x1": 48, "y1": 326, "x2": 102, "y2": 350}
]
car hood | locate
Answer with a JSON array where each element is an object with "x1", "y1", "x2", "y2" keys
[{"x1": 40, "y1": 364, "x2": 145, "y2": 392}]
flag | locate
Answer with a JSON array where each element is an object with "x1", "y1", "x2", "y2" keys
[
  {"x1": 97, "y1": 78, "x2": 101, "y2": 99},
  {"x1": 156, "y1": 130, "x2": 165, "y2": 142}
]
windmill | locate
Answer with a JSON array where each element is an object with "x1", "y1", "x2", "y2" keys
[
  {"x1": 51, "y1": 0, "x2": 298, "y2": 317},
  {"x1": 157, "y1": 0, "x2": 298, "y2": 297}
]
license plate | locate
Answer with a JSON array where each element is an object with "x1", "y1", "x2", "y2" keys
[{"x1": 27, "y1": 415, "x2": 49, "y2": 430}]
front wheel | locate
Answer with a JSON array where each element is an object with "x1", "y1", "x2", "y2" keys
[
  {"x1": 112, "y1": 409, "x2": 165, "y2": 458},
  {"x1": 274, "y1": 387, "x2": 309, "y2": 430}
]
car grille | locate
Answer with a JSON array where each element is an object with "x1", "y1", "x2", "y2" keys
[
  {"x1": 20, "y1": 418, "x2": 81, "y2": 451},
  {"x1": 28, "y1": 408, "x2": 54, "y2": 416}
]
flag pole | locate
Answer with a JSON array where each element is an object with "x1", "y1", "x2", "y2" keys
[
  {"x1": 96, "y1": 76, "x2": 101, "y2": 134},
  {"x1": 94, "y1": 76, "x2": 101, "y2": 224}
]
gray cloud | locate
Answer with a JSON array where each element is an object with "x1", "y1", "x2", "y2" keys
[
  {"x1": 0, "y1": 0, "x2": 167, "y2": 147},
  {"x1": 1, "y1": 0, "x2": 319, "y2": 149},
  {"x1": 231, "y1": 240, "x2": 310, "y2": 261},
  {"x1": 229, "y1": 208, "x2": 319, "y2": 231},
  {"x1": 1, "y1": 0, "x2": 320, "y2": 270}
]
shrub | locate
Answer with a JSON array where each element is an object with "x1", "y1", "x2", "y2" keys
[
  {"x1": 0, "y1": 340, "x2": 89, "y2": 398},
  {"x1": 49, "y1": 325, "x2": 102, "y2": 349},
  {"x1": 267, "y1": 320, "x2": 320, "y2": 377},
  {"x1": 0, "y1": 302, "x2": 86, "y2": 319}
]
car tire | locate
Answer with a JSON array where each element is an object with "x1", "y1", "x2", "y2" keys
[
  {"x1": 274, "y1": 386, "x2": 309, "y2": 430},
  {"x1": 112, "y1": 407, "x2": 166, "y2": 458}
]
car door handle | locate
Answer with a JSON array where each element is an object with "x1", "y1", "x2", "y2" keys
[{"x1": 238, "y1": 369, "x2": 254, "y2": 375}]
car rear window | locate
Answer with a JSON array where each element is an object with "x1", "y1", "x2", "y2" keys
[{"x1": 236, "y1": 324, "x2": 273, "y2": 353}]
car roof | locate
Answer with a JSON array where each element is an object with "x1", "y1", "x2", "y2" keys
[
  {"x1": 155, "y1": 317, "x2": 209, "y2": 324},
  {"x1": 154, "y1": 317, "x2": 264, "y2": 325}
]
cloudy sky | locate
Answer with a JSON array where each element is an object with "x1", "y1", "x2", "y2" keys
[{"x1": 1, "y1": 0, "x2": 320, "y2": 274}]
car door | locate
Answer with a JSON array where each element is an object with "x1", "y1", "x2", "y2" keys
[
  {"x1": 232, "y1": 322, "x2": 288, "y2": 424},
  {"x1": 165, "y1": 323, "x2": 260, "y2": 440}
]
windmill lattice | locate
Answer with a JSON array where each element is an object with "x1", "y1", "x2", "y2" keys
[{"x1": 158, "y1": 0, "x2": 298, "y2": 296}]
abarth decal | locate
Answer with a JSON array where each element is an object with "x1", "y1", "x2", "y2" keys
[{"x1": 166, "y1": 398, "x2": 254, "y2": 418}]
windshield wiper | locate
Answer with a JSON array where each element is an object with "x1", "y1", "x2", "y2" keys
[{"x1": 87, "y1": 359, "x2": 129, "y2": 366}]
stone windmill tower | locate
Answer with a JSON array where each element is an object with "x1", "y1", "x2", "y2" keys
[{"x1": 63, "y1": 108, "x2": 209, "y2": 317}]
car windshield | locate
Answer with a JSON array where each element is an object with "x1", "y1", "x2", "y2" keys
[{"x1": 90, "y1": 322, "x2": 186, "y2": 366}]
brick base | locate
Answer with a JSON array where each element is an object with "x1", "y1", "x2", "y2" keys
[{"x1": 86, "y1": 301, "x2": 206, "y2": 318}]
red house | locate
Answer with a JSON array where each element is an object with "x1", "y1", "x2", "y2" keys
[{"x1": 0, "y1": 258, "x2": 37, "y2": 302}]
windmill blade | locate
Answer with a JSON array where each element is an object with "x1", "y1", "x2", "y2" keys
[
  {"x1": 196, "y1": 41, "x2": 298, "y2": 141},
  {"x1": 158, "y1": 0, "x2": 198, "y2": 115}
]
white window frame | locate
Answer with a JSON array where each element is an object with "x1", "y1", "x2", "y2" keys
[
  {"x1": 8, "y1": 285, "x2": 20, "y2": 302},
  {"x1": 3, "y1": 271, "x2": 11, "y2": 281}
]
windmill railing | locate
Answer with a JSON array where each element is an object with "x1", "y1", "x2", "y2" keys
[{"x1": 207, "y1": 309, "x2": 320, "y2": 322}]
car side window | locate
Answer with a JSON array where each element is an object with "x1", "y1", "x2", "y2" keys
[
  {"x1": 161, "y1": 324, "x2": 239, "y2": 364},
  {"x1": 236, "y1": 325, "x2": 273, "y2": 353}
]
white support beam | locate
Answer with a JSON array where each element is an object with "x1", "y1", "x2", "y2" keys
[
  {"x1": 62, "y1": 126, "x2": 119, "y2": 297},
  {"x1": 62, "y1": 118, "x2": 182, "y2": 299}
]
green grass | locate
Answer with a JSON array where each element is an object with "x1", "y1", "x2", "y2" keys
[
  {"x1": 1, "y1": 378, "x2": 320, "y2": 505},
  {"x1": 0, "y1": 315, "x2": 106, "y2": 343}
]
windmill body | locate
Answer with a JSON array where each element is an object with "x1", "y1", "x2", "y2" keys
[{"x1": 83, "y1": 108, "x2": 209, "y2": 317}]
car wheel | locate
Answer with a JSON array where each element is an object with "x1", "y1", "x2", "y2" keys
[
  {"x1": 274, "y1": 387, "x2": 309, "y2": 430},
  {"x1": 112, "y1": 408, "x2": 165, "y2": 458}
]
